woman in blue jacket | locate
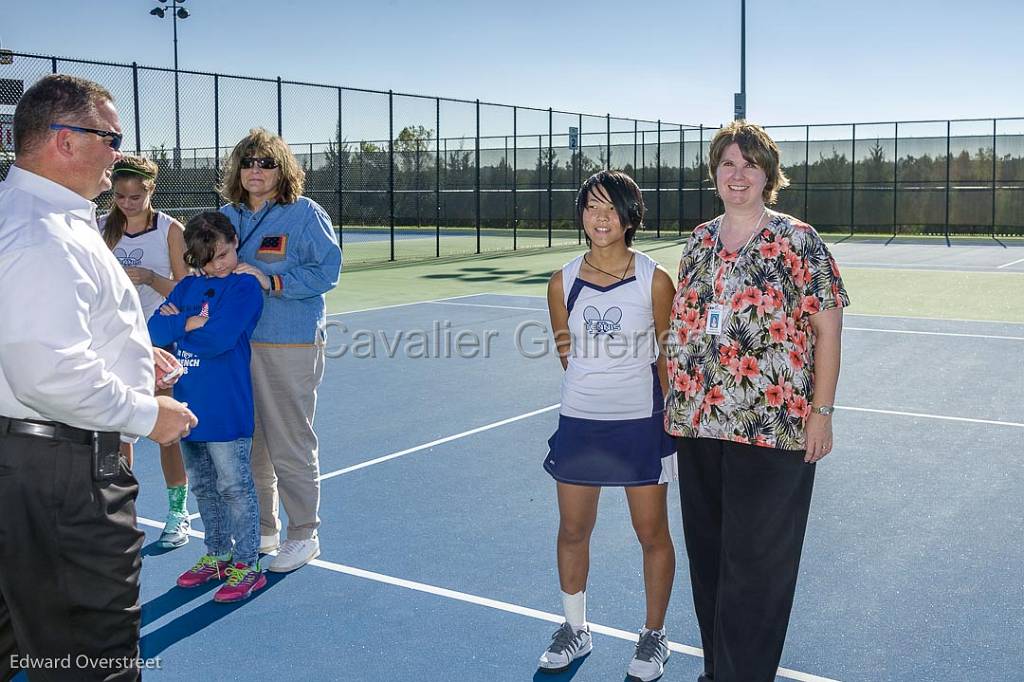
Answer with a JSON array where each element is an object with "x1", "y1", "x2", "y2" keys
[{"x1": 219, "y1": 128, "x2": 342, "y2": 573}]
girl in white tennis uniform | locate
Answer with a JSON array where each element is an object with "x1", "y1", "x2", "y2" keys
[
  {"x1": 99, "y1": 155, "x2": 191, "y2": 550},
  {"x1": 537, "y1": 171, "x2": 676, "y2": 682}
]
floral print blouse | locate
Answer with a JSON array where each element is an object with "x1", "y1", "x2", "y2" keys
[{"x1": 664, "y1": 211, "x2": 850, "y2": 450}]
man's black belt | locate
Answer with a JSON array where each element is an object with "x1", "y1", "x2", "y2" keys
[{"x1": 0, "y1": 416, "x2": 99, "y2": 446}]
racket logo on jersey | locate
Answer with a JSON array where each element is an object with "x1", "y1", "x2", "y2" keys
[
  {"x1": 113, "y1": 247, "x2": 144, "y2": 267},
  {"x1": 583, "y1": 306, "x2": 622, "y2": 336}
]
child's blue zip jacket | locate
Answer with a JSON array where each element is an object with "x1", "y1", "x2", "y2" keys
[{"x1": 148, "y1": 273, "x2": 263, "y2": 442}]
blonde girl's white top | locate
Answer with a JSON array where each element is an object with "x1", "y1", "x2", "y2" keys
[{"x1": 99, "y1": 211, "x2": 176, "y2": 319}]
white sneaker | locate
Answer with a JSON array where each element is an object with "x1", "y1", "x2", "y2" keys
[
  {"x1": 537, "y1": 622, "x2": 592, "y2": 673},
  {"x1": 626, "y1": 628, "x2": 670, "y2": 682},
  {"x1": 259, "y1": 533, "x2": 280, "y2": 554},
  {"x1": 157, "y1": 512, "x2": 190, "y2": 548},
  {"x1": 268, "y1": 537, "x2": 320, "y2": 572}
]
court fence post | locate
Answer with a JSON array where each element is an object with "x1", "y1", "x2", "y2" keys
[
  {"x1": 548, "y1": 107, "x2": 553, "y2": 248},
  {"x1": 276, "y1": 76, "x2": 282, "y2": 137},
  {"x1": 945, "y1": 119, "x2": 951, "y2": 246},
  {"x1": 656, "y1": 119, "x2": 662, "y2": 238},
  {"x1": 991, "y1": 118, "x2": 998, "y2": 241},
  {"x1": 850, "y1": 123, "x2": 856, "y2": 238},
  {"x1": 893, "y1": 122, "x2": 899, "y2": 240},
  {"x1": 606, "y1": 114, "x2": 611, "y2": 169},
  {"x1": 342, "y1": 84, "x2": 350, "y2": 245},
  {"x1": 213, "y1": 74, "x2": 220, "y2": 214},
  {"x1": 475, "y1": 99, "x2": 481, "y2": 254},
  {"x1": 132, "y1": 63, "x2": 141, "y2": 155},
  {"x1": 698, "y1": 125, "x2": 704, "y2": 223},
  {"x1": 389, "y1": 89, "x2": 395, "y2": 261},
  {"x1": 435, "y1": 98, "x2": 441, "y2": 258},
  {"x1": 678, "y1": 125, "x2": 684, "y2": 235},
  {"x1": 512, "y1": 106, "x2": 518, "y2": 251},
  {"x1": 578, "y1": 112, "x2": 583, "y2": 245},
  {"x1": 804, "y1": 125, "x2": 810, "y2": 224}
]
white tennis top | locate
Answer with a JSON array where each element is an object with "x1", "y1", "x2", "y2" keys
[
  {"x1": 100, "y1": 211, "x2": 175, "y2": 319},
  {"x1": 559, "y1": 250, "x2": 661, "y2": 421}
]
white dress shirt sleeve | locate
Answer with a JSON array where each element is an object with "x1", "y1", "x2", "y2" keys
[{"x1": 0, "y1": 241, "x2": 160, "y2": 438}]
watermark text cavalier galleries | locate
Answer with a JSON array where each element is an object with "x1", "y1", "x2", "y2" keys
[
  {"x1": 321, "y1": 319, "x2": 665, "y2": 360},
  {"x1": 10, "y1": 654, "x2": 162, "y2": 672}
]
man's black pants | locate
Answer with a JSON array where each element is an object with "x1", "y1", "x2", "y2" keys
[
  {"x1": 677, "y1": 437, "x2": 816, "y2": 682},
  {"x1": 0, "y1": 432, "x2": 144, "y2": 681}
]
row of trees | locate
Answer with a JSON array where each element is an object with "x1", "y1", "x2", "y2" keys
[{"x1": 4, "y1": 130, "x2": 1020, "y2": 234}]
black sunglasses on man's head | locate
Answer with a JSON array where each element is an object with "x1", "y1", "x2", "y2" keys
[
  {"x1": 240, "y1": 156, "x2": 280, "y2": 170},
  {"x1": 49, "y1": 123, "x2": 123, "y2": 151}
]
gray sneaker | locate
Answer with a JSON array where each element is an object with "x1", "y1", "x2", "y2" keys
[
  {"x1": 626, "y1": 628, "x2": 670, "y2": 682},
  {"x1": 537, "y1": 622, "x2": 592, "y2": 674},
  {"x1": 157, "y1": 512, "x2": 190, "y2": 548}
]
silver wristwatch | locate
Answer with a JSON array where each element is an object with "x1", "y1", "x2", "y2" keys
[{"x1": 812, "y1": 405, "x2": 835, "y2": 416}]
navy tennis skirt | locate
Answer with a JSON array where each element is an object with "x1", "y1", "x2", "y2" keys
[{"x1": 544, "y1": 411, "x2": 677, "y2": 487}]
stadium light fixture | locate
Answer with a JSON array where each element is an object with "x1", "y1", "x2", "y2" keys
[{"x1": 149, "y1": 0, "x2": 191, "y2": 167}]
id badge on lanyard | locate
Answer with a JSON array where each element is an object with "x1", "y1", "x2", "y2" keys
[{"x1": 705, "y1": 303, "x2": 725, "y2": 336}]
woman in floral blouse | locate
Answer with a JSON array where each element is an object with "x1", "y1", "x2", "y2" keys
[{"x1": 664, "y1": 121, "x2": 848, "y2": 682}]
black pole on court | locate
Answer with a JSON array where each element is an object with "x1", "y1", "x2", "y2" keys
[
  {"x1": 276, "y1": 76, "x2": 282, "y2": 137},
  {"x1": 849, "y1": 123, "x2": 856, "y2": 238},
  {"x1": 436, "y1": 98, "x2": 441, "y2": 258},
  {"x1": 944, "y1": 119, "x2": 951, "y2": 247},
  {"x1": 475, "y1": 99, "x2": 481, "y2": 254},
  {"x1": 892, "y1": 122, "x2": 899, "y2": 241},
  {"x1": 132, "y1": 63, "x2": 142, "y2": 155},
  {"x1": 337, "y1": 87, "x2": 344, "y2": 249},
  {"x1": 548, "y1": 108, "x2": 553, "y2": 248},
  {"x1": 512, "y1": 106, "x2": 518, "y2": 251},
  {"x1": 388, "y1": 89, "x2": 395, "y2": 261}
]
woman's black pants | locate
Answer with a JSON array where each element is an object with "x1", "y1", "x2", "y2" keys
[{"x1": 676, "y1": 437, "x2": 816, "y2": 682}]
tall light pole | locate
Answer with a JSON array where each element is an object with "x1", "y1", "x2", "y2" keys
[
  {"x1": 150, "y1": 0, "x2": 190, "y2": 167},
  {"x1": 734, "y1": 0, "x2": 746, "y2": 120}
]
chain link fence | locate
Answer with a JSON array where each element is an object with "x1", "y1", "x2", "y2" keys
[{"x1": 1, "y1": 51, "x2": 1022, "y2": 266}]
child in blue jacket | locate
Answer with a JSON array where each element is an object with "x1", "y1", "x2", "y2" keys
[{"x1": 148, "y1": 212, "x2": 265, "y2": 603}]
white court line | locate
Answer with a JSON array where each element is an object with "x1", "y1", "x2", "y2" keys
[
  {"x1": 835, "y1": 264, "x2": 1022, "y2": 275},
  {"x1": 997, "y1": 256, "x2": 1024, "y2": 269},
  {"x1": 835, "y1": 261, "x2": 1014, "y2": 271},
  {"x1": 837, "y1": 406, "x2": 1024, "y2": 428},
  {"x1": 844, "y1": 327, "x2": 1024, "y2": 341},
  {"x1": 428, "y1": 300, "x2": 547, "y2": 312},
  {"x1": 135, "y1": 515, "x2": 838, "y2": 682},
  {"x1": 844, "y1": 312, "x2": 1024, "y2": 326},
  {"x1": 326, "y1": 293, "x2": 490, "y2": 317},
  {"x1": 316, "y1": 404, "x2": 561, "y2": 482}
]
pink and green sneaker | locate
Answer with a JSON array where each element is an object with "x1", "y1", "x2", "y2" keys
[
  {"x1": 213, "y1": 562, "x2": 267, "y2": 603},
  {"x1": 176, "y1": 554, "x2": 230, "y2": 588}
]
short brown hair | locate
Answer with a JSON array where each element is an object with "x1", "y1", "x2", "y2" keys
[
  {"x1": 707, "y1": 121, "x2": 790, "y2": 205},
  {"x1": 183, "y1": 212, "x2": 237, "y2": 268},
  {"x1": 13, "y1": 74, "x2": 114, "y2": 156},
  {"x1": 218, "y1": 128, "x2": 305, "y2": 206}
]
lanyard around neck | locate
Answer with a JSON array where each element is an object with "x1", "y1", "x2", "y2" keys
[
  {"x1": 712, "y1": 207, "x2": 767, "y2": 299},
  {"x1": 238, "y1": 202, "x2": 277, "y2": 251}
]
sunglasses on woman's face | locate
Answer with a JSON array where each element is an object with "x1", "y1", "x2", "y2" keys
[{"x1": 240, "y1": 156, "x2": 279, "y2": 169}]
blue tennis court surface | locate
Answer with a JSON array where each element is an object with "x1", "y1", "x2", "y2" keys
[{"x1": 114, "y1": 293, "x2": 1023, "y2": 681}]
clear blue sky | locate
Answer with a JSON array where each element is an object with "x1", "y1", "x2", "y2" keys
[{"x1": 3, "y1": 0, "x2": 1021, "y2": 129}]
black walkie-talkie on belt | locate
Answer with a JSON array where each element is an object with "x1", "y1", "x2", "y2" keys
[{"x1": 92, "y1": 432, "x2": 122, "y2": 481}]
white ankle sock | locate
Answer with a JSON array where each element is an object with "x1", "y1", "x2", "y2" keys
[{"x1": 561, "y1": 590, "x2": 586, "y2": 629}]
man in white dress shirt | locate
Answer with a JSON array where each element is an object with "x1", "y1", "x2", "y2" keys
[{"x1": 0, "y1": 75, "x2": 197, "y2": 681}]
